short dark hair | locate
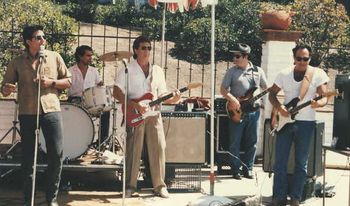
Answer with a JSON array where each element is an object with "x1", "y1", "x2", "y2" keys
[
  {"x1": 75, "y1": 45, "x2": 93, "y2": 62},
  {"x1": 292, "y1": 44, "x2": 312, "y2": 57},
  {"x1": 132, "y1": 36, "x2": 151, "y2": 59},
  {"x1": 22, "y1": 25, "x2": 44, "y2": 49}
]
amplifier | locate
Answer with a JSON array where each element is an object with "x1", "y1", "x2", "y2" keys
[
  {"x1": 263, "y1": 119, "x2": 324, "y2": 177},
  {"x1": 161, "y1": 111, "x2": 208, "y2": 164},
  {"x1": 214, "y1": 98, "x2": 227, "y2": 114}
]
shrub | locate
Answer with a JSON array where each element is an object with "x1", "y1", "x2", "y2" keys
[
  {"x1": 291, "y1": 0, "x2": 350, "y2": 68},
  {"x1": 0, "y1": 0, "x2": 77, "y2": 83}
]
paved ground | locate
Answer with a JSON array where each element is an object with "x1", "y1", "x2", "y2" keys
[{"x1": 0, "y1": 151, "x2": 348, "y2": 206}]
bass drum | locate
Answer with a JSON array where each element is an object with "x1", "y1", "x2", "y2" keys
[{"x1": 40, "y1": 103, "x2": 95, "y2": 161}]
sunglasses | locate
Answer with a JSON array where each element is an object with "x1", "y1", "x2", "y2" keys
[
  {"x1": 33, "y1": 35, "x2": 45, "y2": 41},
  {"x1": 296, "y1": 56, "x2": 310, "y2": 62},
  {"x1": 140, "y1": 46, "x2": 152, "y2": 51},
  {"x1": 233, "y1": 54, "x2": 242, "y2": 59}
]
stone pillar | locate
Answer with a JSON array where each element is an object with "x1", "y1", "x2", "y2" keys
[{"x1": 256, "y1": 29, "x2": 302, "y2": 157}]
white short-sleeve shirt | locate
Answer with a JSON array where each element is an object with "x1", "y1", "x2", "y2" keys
[
  {"x1": 274, "y1": 66, "x2": 329, "y2": 121},
  {"x1": 68, "y1": 64, "x2": 102, "y2": 97},
  {"x1": 114, "y1": 59, "x2": 167, "y2": 100}
]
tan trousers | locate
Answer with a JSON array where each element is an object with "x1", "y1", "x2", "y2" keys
[{"x1": 126, "y1": 115, "x2": 167, "y2": 191}]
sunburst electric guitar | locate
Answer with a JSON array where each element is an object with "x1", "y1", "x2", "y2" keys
[
  {"x1": 226, "y1": 87, "x2": 271, "y2": 123},
  {"x1": 272, "y1": 90, "x2": 339, "y2": 132},
  {"x1": 123, "y1": 82, "x2": 202, "y2": 127}
]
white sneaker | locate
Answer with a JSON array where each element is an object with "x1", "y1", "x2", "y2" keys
[{"x1": 156, "y1": 187, "x2": 169, "y2": 198}]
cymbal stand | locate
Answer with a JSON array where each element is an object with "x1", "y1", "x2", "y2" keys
[{"x1": 0, "y1": 94, "x2": 21, "y2": 158}]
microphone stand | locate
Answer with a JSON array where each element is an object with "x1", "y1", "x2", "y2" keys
[
  {"x1": 31, "y1": 53, "x2": 44, "y2": 206},
  {"x1": 122, "y1": 60, "x2": 128, "y2": 206}
]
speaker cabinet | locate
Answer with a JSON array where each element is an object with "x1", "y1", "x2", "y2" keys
[
  {"x1": 161, "y1": 112, "x2": 207, "y2": 164},
  {"x1": 333, "y1": 74, "x2": 350, "y2": 150},
  {"x1": 214, "y1": 114, "x2": 232, "y2": 173},
  {"x1": 263, "y1": 119, "x2": 324, "y2": 177}
]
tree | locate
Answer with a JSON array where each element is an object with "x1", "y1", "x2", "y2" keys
[
  {"x1": 291, "y1": 0, "x2": 350, "y2": 69},
  {"x1": 0, "y1": 0, "x2": 77, "y2": 83}
]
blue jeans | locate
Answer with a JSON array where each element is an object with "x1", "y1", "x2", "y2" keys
[
  {"x1": 273, "y1": 120, "x2": 315, "y2": 201},
  {"x1": 228, "y1": 110, "x2": 260, "y2": 174},
  {"x1": 19, "y1": 112, "x2": 63, "y2": 203}
]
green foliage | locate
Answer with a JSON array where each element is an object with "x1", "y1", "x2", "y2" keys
[
  {"x1": 94, "y1": 2, "x2": 129, "y2": 26},
  {"x1": 61, "y1": 1, "x2": 98, "y2": 23},
  {"x1": 291, "y1": 0, "x2": 350, "y2": 68},
  {"x1": 0, "y1": 0, "x2": 77, "y2": 83},
  {"x1": 166, "y1": 0, "x2": 262, "y2": 64},
  {"x1": 55, "y1": 0, "x2": 350, "y2": 71}
]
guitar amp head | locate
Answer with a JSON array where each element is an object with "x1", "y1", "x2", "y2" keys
[{"x1": 214, "y1": 97, "x2": 227, "y2": 114}]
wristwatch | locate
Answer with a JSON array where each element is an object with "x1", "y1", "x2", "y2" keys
[{"x1": 51, "y1": 80, "x2": 56, "y2": 88}]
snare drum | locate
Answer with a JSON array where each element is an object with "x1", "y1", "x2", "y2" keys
[
  {"x1": 83, "y1": 86, "x2": 112, "y2": 116},
  {"x1": 39, "y1": 103, "x2": 95, "y2": 161}
]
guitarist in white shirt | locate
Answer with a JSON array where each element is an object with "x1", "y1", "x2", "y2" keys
[
  {"x1": 113, "y1": 36, "x2": 181, "y2": 198},
  {"x1": 220, "y1": 43, "x2": 268, "y2": 180},
  {"x1": 268, "y1": 45, "x2": 329, "y2": 206}
]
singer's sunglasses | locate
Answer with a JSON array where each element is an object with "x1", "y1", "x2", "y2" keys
[
  {"x1": 32, "y1": 35, "x2": 46, "y2": 41},
  {"x1": 295, "y1": 56, "x2": 310, "y2": 62},
  {"x1": 140, "y1": 46, "x2": 152, "y2": 51}
]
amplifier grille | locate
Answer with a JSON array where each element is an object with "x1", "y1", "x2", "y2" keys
[{"x1": 161, "y1": 112, "x2": 207, "y2": 163}]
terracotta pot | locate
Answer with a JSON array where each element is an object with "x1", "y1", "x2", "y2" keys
[{"x1": 261, "y1": 10, "x2": 294, "y2": 30}]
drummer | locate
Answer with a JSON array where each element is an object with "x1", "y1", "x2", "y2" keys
[{"x1": 67, "y1": 45, "x2": 110, "y2": 144}]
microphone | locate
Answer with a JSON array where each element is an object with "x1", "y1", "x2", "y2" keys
[{"x1": 39, "y1": 45, "x2": 45, "y2": 60}]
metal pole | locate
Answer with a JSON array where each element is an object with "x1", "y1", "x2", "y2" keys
[
  {"x1": 31, "y1": 52, "x2": 45, "y2": 206},
  {"x1": 122, "y1": 62, "x2": 129, "y2": 206},
  {"x1": 161, "y1": 3, "x2": 166, "y2": 68},
  {"x1": 323, "y1": 148, "x2": 326, "y2": 206},
  {"x1": 209, "y1": 1, "x2": 216, "y2": 196}
]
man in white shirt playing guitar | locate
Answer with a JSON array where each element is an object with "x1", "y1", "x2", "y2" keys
[
  {"x1": 268, "y1": 44, "x2": 329, "y2": 206},
  {"x1": 113, "y1": 36, "x2": 181, "y2": 198}
]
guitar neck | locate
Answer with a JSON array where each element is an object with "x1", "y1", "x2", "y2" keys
[
  {"x1": 248, "y1": 89, "x2": 269, "y2": 103},
  {"x1": 148, "y1": 86, "x2": 188, "y2": 107},
  {"x1": 290, "y1": 95, "x2": 323, "y2": 114}
]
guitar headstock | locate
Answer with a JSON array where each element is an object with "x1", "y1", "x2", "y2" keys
[{"x1": 187, "y1": 82, "x2": 202, "y2": 89}]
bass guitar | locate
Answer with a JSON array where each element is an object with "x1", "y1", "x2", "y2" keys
[
  {"x1": 273, "y1": 90, "x2": 339, "y2": 132},
  {"x1": 123, "y1": 82, "x2": 202, "y2": 127},
  {"x1": 226, "y1": 87, "x2": 271, "y2": 123}
]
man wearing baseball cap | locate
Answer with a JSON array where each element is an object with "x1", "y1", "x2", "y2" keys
[{"x1": 220, "y1": 43, "x2": 268, "y2": 180}]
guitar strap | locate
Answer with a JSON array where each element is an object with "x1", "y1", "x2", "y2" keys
[
  {"x1": 299, "y1": 66, "x2": 315, "y2": 101},
  {"x1": 251, "y1": 65, "x2": 258, "y2": 87}
]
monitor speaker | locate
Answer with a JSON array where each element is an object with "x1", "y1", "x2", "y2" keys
[
  {"x1": 263, "y1": 119, "x2": 324, "y2": 177},
  {"x1": 333, "y1": 74, "x2": 350, "y2": 150},
  {"x1": 162, "y1": 112, "x2": 207, "y2": 164}
]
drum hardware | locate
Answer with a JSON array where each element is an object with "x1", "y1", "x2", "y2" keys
[
  {"x1": 0, "y1": 94, "x2": 21, "y2": 159},
  {"x1": 99, "y1": 97, "x2": 123, "y2": 154}
]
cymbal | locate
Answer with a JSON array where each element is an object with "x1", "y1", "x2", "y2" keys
[{"x1": 99, "y1": 51, "x2": 133, "y2": 62}]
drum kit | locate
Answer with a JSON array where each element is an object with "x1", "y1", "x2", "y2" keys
[{"x1": 22, "y1": 51, "x2": 132, "y2": 163}]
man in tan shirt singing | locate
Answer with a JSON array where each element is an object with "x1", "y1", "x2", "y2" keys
[{"x1": 1, "y1": 25, "x2": 71, "y2": 206}]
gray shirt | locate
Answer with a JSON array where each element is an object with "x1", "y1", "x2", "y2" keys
[{"x1": 221, "y1": 62, "x2": 267, "y2": 97}]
